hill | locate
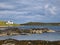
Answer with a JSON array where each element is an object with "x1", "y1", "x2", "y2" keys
[
  {"x1": 0, "y1": 21, "x2": 20, "y2": 27},
  {"x1": 20, "y1": 22, "x2": 60, "y2": 26}
]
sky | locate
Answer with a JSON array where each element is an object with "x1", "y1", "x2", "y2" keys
[{"x1": 0, "y1": 0, "x2": 60, "y2": 24}]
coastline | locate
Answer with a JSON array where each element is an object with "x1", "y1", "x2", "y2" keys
[
  {"x1": 0, "y1": 27, "x2": 56, "y2": 36},
  {"x1": 0, "y1": 26, "x2": 60, "y2": 45},
  {"x1": 0, "y1": 39, "x2": 60, "y2": 45}
]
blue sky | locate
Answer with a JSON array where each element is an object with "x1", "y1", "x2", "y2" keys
[{"x1": 0, "y1": 0, "x2": 60, "y2": 23}]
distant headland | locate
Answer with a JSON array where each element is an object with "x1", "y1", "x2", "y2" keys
[
  {"x1": 20, "y1": 22, "x2": 60, "y2": 26},
  {"x1": 0, "y1": 21, "x2": 60, "y2": 27}
]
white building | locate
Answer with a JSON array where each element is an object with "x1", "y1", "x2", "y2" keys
[{"x1": 6, "y1": 21, "x2": 13, "y2": 24}]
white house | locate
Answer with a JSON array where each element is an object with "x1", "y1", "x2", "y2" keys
[{"x1": 6, "y1": 21, "x2": 13, "y2": 24}]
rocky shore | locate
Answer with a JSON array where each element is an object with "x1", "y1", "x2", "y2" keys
[
  {"x1": 0, "y1": 27, "x2": 55, "y2": 36},
  {"x1": 0, "y1": 27, "x2": 21, "y2": 36},
  {"x1": 0, "y1": 39, "x2": 60, "y2": 45},
  {"x1": 0, "y1": 27, "x2": 59, "y2": 45},
  {"x1": 30, "y1": 28, "x2": 55, "y2": 34}
]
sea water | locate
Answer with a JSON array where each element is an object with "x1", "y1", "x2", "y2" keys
[{"x1": 0, "y1": 26, "x2": 60, "y2": 41}]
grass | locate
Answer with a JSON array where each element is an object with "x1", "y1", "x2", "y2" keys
[{"x1": 0, "y1": 21, "x2": 20, "y2": 26}]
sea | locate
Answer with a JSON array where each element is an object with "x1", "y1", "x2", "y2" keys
[{"x1": 0, "y1": 26, "x2": 60, "y2": 41}]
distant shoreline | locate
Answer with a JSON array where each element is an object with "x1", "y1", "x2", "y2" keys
[{"x1": 20, "y1": 22, "x2": 60, "y2": 26}]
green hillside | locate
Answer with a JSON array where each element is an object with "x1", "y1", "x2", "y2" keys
[
  {"x1": 0, "y1": 21, "x2": 20, "y2": 26},
  {"x1": 20, "y1": 22, "x2": 60, "y2": 26}
]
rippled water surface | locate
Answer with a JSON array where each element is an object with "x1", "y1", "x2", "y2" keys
[{"x1": 0, "y1": 26, "x2": 60, "y2": 41}]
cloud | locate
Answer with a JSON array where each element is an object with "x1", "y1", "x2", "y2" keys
[
  {"x1": 48, "y1": 6, "x2": 57, "y2": 15},
  {"x1": 49, "y1": 8, "x2": 56, "y2": 15},
  {"x1": 0, "y1": 10, "x2": 28, "y2": 15},
  {"x1": 0, "y1": 0, "x2": 60, "y2": 23},
  {"x1": 45, "y1": 4, "x2": 49, "y2": 9},
  {"x1": 13, "y1": 15, "x2": 48, "y2": 23},
  {"x1": 44, "y1": 4, "x2": 57, "y2": 15},
  {"x1": 0, "y1": 3, "x2": 15, "y2": 9},
  {"x1": 14, "y1": 14, "x2": 47, "y2": 20}
]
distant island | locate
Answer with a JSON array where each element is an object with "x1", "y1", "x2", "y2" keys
[{"x1": 20, "y1": 22, "x2": 60, "y2": 26}]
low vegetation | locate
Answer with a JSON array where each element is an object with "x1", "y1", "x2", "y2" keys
[
  {"x1": 20, "y1": 22, "x2": 60, "y2": 26},
  {"x1": 0, "y1": 21, "x2": 20, "y2": 26}
]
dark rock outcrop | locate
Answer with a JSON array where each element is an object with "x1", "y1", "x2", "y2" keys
[{"x1": 0, "y1": 39, "x2": 60, "y2": 45}]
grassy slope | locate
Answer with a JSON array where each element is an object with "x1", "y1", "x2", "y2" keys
[{"x1": 0, "y1": 21, "x2": 20, "y2": 26}]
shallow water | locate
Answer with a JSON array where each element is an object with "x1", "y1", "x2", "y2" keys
[{"x1": 0, "y1": 26, "x2": 60, "y2": 41}]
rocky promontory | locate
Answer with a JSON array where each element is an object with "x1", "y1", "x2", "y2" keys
[{"x1": 0, "y1": 27, "x2": 55, "y2": 36}]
